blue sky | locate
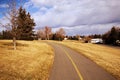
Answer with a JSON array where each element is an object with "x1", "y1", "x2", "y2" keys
[{"x1": 0, "y1": 0, "x2": 120, "y2": 35}]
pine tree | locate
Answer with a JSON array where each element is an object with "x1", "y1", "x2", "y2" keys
[
  {"x1": 17, "y1": 7, "x2": 35, "y2": 40},
  {"x1": 108, "y1": 27, "x2": 118, "y2": 44},
  {"x1": 102, "y1": 26, "x2": 120, "y2": 44}
]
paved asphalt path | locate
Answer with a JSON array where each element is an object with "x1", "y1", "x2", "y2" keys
[{"x1": 48, "y1": 42, "x2": 116, "y2": 80}]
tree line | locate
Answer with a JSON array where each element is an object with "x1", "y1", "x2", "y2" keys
[
  {"x1": 0, "y1": 26, "x2": 66, "y2": 41},
  {"x1": 37, "y1": 26, "x2": 66, "y2": 41},
  {"x1": 102, "y1": 26, "x2": 120, "y2": 45},
  {"x1": 65, "y1": 26, "x2": 120, "y2": 45},
  {"x1": 1, "y1": 26, "x2": 119, "y2": 45}
]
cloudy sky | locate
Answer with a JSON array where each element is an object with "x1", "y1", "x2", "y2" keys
[{"x1": 0, "y1": 0, "x2": 120, "y2": 35}]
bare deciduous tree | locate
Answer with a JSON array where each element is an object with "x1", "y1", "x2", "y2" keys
[
  {"x1": 37, "y1": 29, "x2": 46, "y2": 40},
  {"x1": 0, "y1": 0, "x2": 18, "y2": 50},
  {"x1": 56, "y1": 28, "x2": 66, "y2": 41},
  {"x1": 8, "y1": 0, "x2": 18, "y2": 50},
  {"x1": 44, "y1": 26, "x2": 52, "y2": 40},
  {"x1": 56, "y1": 28, "x2": 65, "y2": 36}
]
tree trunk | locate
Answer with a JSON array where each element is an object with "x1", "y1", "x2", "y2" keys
[
  {"x1": 46, "y1": 34, "x2": 49, "y2": 40},
  {"x1": 13, "y1": 37, "x2": 16, "y2": 50},
  {"x1": 47, "y1": 35, "x2": 49, "y2": 40}
]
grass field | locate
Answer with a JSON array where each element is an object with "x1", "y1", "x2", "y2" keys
[
  {"x1": 55, "y1": 40, "x2": 120, "y2": 80},
  {"x1": 0, "y1": 40, "x2": 54, "y2": 80}
]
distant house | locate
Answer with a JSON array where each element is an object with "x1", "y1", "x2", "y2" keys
[
  {"x1": 116, "y1": 40, "x2": 120, "y2": 46},
  {"x1": 91, "y1": 38, "x2": 103, "y2": 44},
  {"x1": 78, "y1": 37, "x2": 82, "y2": 40},
  {"x1": 64, "y1": 37, "x2": 68, "y2": 40}
]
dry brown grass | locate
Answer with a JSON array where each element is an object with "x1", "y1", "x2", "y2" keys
[
  {"x1": 55, "y1": 40, "x2": 120, "y2": 80},
  {"x1": 0, "y1": 40, "x2": 54, "y2": 80}
]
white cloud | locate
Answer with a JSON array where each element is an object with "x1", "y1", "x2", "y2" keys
[
  {"x1": 24, "y1": 0, "x2": 120, "y2": 35},
  {"x1": 0, "y1": 17, "x2": 9, "y2": 25},
  {"x1": 0, "y1": 16, "x2": 10, "y2": 31},
  {"x1": 0, "y1": 4, "x2": 9, "y2": 8}
]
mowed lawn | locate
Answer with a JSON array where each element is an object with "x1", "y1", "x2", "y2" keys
[
  {"x1": 0, "y1": 40, "x2": 54, "y2": 80},
  {"x1": 56, "y1": 40, "x2": 120, "y2": 80}
]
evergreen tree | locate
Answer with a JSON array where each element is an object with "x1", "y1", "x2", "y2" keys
[
  {"x1": 17, "y1": 7, "x2": 35, "y2": 40},
  {"x1": 108, "y1": 27, "x2": 118, "y2": 44},
  {"x1": 102, "y1": 26, "x2": 120, "y2": 45}
]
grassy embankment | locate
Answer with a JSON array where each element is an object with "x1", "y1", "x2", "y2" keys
[
  {"x1": 0, "y1": 40, "x2": 54, "y2": 80},
  {"x1": 56, "y1": 40, "x2": 120, "y2": 80}
]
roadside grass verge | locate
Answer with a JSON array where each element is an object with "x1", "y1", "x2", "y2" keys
[
  {"x1": 54, "y1": 40, "x2": 120, "y2": 80},
  {"x1": 0, "y1": 40, "x2": 54, "y2": 80}
]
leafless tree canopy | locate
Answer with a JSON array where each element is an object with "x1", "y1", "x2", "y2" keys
[
  {"x1": 56, "y1": 28, "x2": 65, "y2": 36},
  {"x1": 37, "y1": 29, "x2": 46, "y2": 40}
]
